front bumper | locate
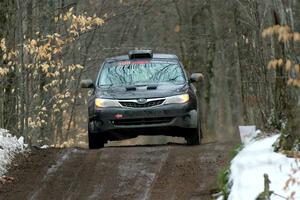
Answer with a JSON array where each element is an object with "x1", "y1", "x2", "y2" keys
[{"x1": 89, "y1": 103, "x2": 197, "y2": 137}]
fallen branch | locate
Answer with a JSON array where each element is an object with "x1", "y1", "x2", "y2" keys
[{"x1": 0, "y1": 176, "x2": 15, "y2": 184}]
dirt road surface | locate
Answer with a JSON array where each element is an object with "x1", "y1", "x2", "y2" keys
[{"x1": 0, "y1": 141, "x2": 233, "y2": 200}]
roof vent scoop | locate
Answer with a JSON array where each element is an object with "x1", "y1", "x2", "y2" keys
[{"x1": 128, "y1": 50, "x2": 153, "y2": 59}]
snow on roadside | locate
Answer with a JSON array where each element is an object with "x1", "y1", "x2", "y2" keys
[
  {"x1": 0, "y1": 128, "x2": 26, "y2": 176},
  {"x1": 228, "y1": 134, "x2": 300, "y2": 200}
]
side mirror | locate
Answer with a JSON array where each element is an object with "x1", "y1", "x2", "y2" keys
[
  {"x1": 80, "y1": 79, "x2": 94, "y2": 88},
  {"x1": 190, "y1": 73, "x2": 204, "y2": 83}
]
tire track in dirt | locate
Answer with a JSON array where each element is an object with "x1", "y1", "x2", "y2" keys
[
  {"x1": 110, "y1": 147, "x2": 169, "y2": 200},
  {"x1": 0, "y1": 142, "x2": 233, "y2": 200},
  {"x1": 148, "y1": 143, "x2": 229, "y2": 200}
]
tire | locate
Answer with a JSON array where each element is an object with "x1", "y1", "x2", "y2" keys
[
  {"x1": 185, "y1": 124, "x2": 201, "y2": 145},
  {"x1": 88, "y1": 121, "x2": 105, "y2": 149}
]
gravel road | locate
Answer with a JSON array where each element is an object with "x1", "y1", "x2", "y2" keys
[{"x1": 0, "y1": 141, "x2": 233, "y2": 200}]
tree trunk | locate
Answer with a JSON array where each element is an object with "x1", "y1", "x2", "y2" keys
[{"x1": 283, "y1": 88, "x2": 300, "y2": 150}]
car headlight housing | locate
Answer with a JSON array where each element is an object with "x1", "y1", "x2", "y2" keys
[
  {"x1": 95, "y1": 98, "x2": 121, "y2": 108},
  {"x1": 164, "y1": 94, "x2": 189, "y2": 104}
]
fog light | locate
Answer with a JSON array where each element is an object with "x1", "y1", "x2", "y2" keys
[{"x1": 183, "y1": 115, "x2": 191, "y2": 121}]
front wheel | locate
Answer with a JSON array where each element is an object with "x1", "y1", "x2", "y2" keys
[
  {"x1": 88, "y1": 121, "x2": 105, "y2": 149},
  {"x1": 185, "y1": 125, "x2": 201, "y2": 145}
]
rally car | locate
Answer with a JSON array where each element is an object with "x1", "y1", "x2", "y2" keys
[{"x1": 81, "y1": 50, "x2": 203, "y2": 148}]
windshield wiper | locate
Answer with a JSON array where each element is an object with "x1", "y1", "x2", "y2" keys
[
  {"x1": 147, "y1": 84, "x2": 157, "y2": 90},
  {"x1": 125, "y1": 86, "x2": 136, "y2": 91}
]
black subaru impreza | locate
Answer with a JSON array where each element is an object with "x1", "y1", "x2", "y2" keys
[{"x1": 81, "y1": 50, "x2": 203, "y2": 149}]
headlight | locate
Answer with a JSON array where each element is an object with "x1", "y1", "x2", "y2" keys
[
  {"x1": 164, "y1": 94, "x2": 189, "y2": 104},
  {"x1": 95, "y1": 98, "x2": 121, "y2": 108}
]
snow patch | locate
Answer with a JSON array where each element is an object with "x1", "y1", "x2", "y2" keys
[
  {"x1": 40, "y1": 145, "x2": 49, "y2": 149},
  {"x1": 238, "y1": 125, "x2": 257, "y2": 144},
  {"x1": 228, "y1": 134, "x2": 300, "y2": 200},
  {"x1": 0, "y1": 128, "x2": 25, "y2": 176}
]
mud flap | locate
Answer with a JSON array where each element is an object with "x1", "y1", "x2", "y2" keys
[{"x1": 189, "y1": 110, "x2": 198, "y2": 128}]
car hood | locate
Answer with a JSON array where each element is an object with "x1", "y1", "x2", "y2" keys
[{"x1": 96, "y1": 83, "x2": 189, "y2": 100}]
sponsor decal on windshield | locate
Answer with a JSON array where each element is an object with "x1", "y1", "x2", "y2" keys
[{"x1": 118, "y1": 60, "x2": 151, "y2": 65}]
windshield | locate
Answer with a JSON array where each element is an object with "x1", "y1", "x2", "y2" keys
[{"x1": 97, "y1": 59, "x2": 186, "y2": 86}]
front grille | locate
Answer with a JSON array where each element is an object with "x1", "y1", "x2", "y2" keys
[
  {"x1": 111, "y1": 117, "x2": 174, "y2": 126},
  {"x1": 119, "y1": 99, "x2": 165, "y2": 108}
]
